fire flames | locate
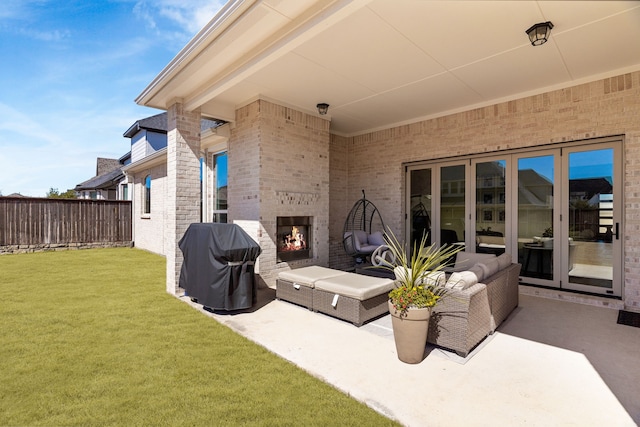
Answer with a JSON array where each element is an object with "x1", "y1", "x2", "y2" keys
[{"x1": 281, "y1": 225, "x2": 307, "y2": 251}]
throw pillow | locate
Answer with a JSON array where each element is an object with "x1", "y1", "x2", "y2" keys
[
  {"x1": 368, "y1": 231, "x2": 385, "y2": 246},
  {"x1": 477, "y1": 256, "x2": 500, "y2": 279},
  {"x1": 468, "y1": 264, "x2": 484, "y2": 283},
  {"x1": 453, "y1": 251, "x2": 496, "y2": 271},
  {"x1": 496, "y1": 252, "x2": 512, "y2": 270},
  {"x1": 418, "y1": 271, "x2": 445, "y2": 287},
  {"x1": 445, "y1": 271, "x2": 478, "y2": 290}
]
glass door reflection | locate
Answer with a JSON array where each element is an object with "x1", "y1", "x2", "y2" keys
[
  {"x1": 410, "y1": 168, "x2": 432, "y2": 248},
  {"x1": 475, "y1": 160, "x2": 507, "y2": 255},
  {"x1": 517, "y1": 155, "x2": 555, "y2": 282},
  {"x1": 440, "y1": 164, "x2": 466, "y2": 249},
  {"x1": 565, "y1": 147, "x2": 618, "y2": 294}
]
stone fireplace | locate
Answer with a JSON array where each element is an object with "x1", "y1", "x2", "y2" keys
[{"x1": 276, "y1": 216, "x2": 312, "y2": 262}]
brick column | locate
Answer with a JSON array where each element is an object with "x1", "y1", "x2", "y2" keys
[{"x1": 165, "y1": 101, "x2": 201, "y2": 295}]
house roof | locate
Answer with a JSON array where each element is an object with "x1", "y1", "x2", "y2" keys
[
  {"x1": 75, "y1": 168, "x2": 124, "y2": 191},
  {"x1": 135, "y1": 0, "x2": 640, "y2": 137},
  {"x1": 123, "y1": 112, "x2": 168, "y2": 138}
]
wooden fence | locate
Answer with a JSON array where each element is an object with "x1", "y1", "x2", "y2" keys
[{"x1": 0, "y1": 197, "x2": 132, "y2": 251}]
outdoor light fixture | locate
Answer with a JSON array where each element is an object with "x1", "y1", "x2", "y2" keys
[
  {"x1": 526, "y1": 21, "x2": 554, "y2": 46},
  {"x1": 316, "y1": 103, "x2": 329, "y2": 115}
]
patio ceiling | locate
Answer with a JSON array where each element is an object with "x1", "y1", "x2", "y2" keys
[{"x1": 136, "y1": 0, "x2": 640, "y2": 137}]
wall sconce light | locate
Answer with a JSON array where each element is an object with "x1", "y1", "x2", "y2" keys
[
  {"x1": 525, "y1": 21, "x2": 554, "y2": 46},
  {"x1": 316, "y1": 103, "x2": 329, "y2": 115}
]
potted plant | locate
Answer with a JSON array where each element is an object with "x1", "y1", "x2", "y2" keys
[
  {"x1": 378, "y1": 229, "x2": 462, "y2": 364},
  {"x1": 541, "y1": 226, "x2": 553, "y2": 248}
]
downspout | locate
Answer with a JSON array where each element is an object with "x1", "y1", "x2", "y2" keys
[{"x1": 199, "y1": 156, "x2": 204, "y2": 223}]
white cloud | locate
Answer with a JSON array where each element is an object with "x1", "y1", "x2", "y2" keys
[
  {"x1": 133, "y1": 0, "x2": 225, "y2": 41},
  {"x1": 19, "y1": 27, "x2": 71, "y2": 42}
]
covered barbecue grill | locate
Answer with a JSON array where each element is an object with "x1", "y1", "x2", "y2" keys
[{"x1": 179, "y1": 223, "x2": 261, "y2": 311}]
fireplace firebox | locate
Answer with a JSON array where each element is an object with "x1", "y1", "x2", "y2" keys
[{"x1": 277, "y1": 216, "x2": 312, "y2": 262}]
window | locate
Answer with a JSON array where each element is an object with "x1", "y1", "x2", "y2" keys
[
  {"x1": 212, "y1": 152, "x2": 228, "y2": 223},
  {"x1": 121, "y1": 183, "x2": 129, "y2": 201},
  {"x1": 144, "y1": 175, "x2": 151, "y2": 214}
]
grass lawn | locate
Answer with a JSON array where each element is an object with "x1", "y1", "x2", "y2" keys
[{"x1": 0, "y1": 248, "x2": 397, "y2": 426}]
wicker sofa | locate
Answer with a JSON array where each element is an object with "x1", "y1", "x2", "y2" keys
[{"x1": 428, "y1": 251, "x2": 521, "y2": 356}]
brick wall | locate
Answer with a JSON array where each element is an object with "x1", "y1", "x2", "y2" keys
[
  {"x1": 329, "y1": 134, "x2": 352, "y2": 271},
  {"x1": 165, "y1": 102, "x2": 201, "y2": 295},
  {"x1": 132, "y1": 163, "x2": 166, "y2": 255},
  {"x1": 330, "y1": 71, "x2": 640, "y2": 310},
  {"x1": 229, "y1": 99, "x2": 331, "y2": 287}
]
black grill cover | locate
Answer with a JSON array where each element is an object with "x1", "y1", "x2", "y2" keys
[{"x1": 179, "y1": 223, "x2": 261, "y2": 310}]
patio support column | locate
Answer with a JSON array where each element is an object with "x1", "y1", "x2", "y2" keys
[{"x1": 165, "y1": 100, "x2": 202, "y2": 295}]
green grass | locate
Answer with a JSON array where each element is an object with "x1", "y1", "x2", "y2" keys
[{"x1": 0, "y1": 248, "x2": 398, "y2": 426}]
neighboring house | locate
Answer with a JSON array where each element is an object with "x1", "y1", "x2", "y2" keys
[
  {"x1": 132, "y1": 1, "x2": 640, "y2": 313},
  {"x1": 75, "y1": 157, "x2": 129, "y2": 200},
  {"x1": 121, "y1": 112, "x2": 223, "y2": 255}
]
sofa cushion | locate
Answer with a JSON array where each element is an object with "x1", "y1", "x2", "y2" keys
[
  {"x1": 477, "y1": 256, "x2": 500, "y2": 279},
  {"x1": 496, "y1": 252, "x2": 512, "y2": 270},
  {"x1": 368, "y1": 231, "x2": 385, "y2": 246},
  {"x1": 445, "y1": 271, "x2": 478, "y2": 290},
  {"x1": 468, "y1": 264, "x2": 485, "y2": 283},
  {"x1": 453, "y1": 251, "x2": 496, "y2": 271}
]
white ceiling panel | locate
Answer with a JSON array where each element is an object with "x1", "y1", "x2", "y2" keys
[
  {"x1": 336, "y1": 72, "x2": 484, "y2": 127},
  {"x1": 452, "y1": 43, "x2": 571, "y2": 100},
  {"x1": 553, "y1": 7, "x2": 640, "y2": 79},
  {"x1": 141, "y1": 1, "x2": 640, "y2": 136},
  {"x1": 369, "y1": 0, "x2": 543, "y2": 69},
  {"x1": 293, "y1": 6, "x2": 445, "y2": 93},
  {"x1": 244, "y1": 52, "x2": 375, "y2": 109}
]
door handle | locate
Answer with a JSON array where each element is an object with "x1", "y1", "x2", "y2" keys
[{"x1": 615, "y1": 223, "x2": 619, "y2": 240}]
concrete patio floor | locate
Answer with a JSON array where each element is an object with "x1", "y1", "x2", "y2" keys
[{"x1": 181, "y1": 288, "x2": 639, "y2": 426}]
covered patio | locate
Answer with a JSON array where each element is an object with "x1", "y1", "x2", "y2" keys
[
  {"x1": 186, "y1": 287, "x2": 639, "y2": 425},
  {"x1": 126, "y1": 2, "x2": 640, "y2": 423},
  {"x1": 133, "y1": 0, "x2": 640, "y2": 312}
]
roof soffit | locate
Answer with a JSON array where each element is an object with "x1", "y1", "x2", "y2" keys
[{"x1": 137, "y1": 1, "x2": 640, "y2": 137}]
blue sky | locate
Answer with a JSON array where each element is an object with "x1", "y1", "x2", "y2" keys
[{"x1": 0, "y1": 0, "x2": 225, "y2": 197}]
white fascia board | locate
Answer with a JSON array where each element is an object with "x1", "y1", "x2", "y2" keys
[
  {"x1": 135, "y1": 0, "x2": 253, "y2": 107},
  {"x1": 184, "y1": 0, "x2": 372, "y2": 112},
  {"x1": 121, "y1": 148, "x2": 167, "y2": 174}
]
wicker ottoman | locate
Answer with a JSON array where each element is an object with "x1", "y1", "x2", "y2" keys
[
  {"x1": 313, "y1": 273, "x2": 394, "y2": 326},
  {"x1": 276, "y1": 266, "x2": 348, "y2": 310}
]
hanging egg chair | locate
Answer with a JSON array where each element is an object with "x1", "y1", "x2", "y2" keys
[{"x1": 342, "y1": 190, "x2": 386, "y2": 260}]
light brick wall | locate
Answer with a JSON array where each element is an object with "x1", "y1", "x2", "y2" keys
[
  {"x1": 229, "y1": 99, "x2": 331, "y2": 287},
  {"x1": 330, "y1": 72, "x2": 640, "y2": 310},
  {"x1": 165, "y1": 102, "x2": 201, "y2": 295},
  {"x1": 329, "y1": 133, "x2": 352, "y2": 271},
  {"x1": 131, "y1": 163, "x2": 167, "y2": 255}
]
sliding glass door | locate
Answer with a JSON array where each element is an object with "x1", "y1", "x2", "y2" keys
[
  {"x1": 514, "y1": 152, "x2": 558, "y2": 285},
  {"x1": 562, "y1": 143, "x2": 622, "y2": 296},
  {"x1": 405, "y1": 138, "x2": 623, "y2": 297}
]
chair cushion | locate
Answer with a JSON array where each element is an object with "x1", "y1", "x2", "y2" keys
[
  {"x1": 354, "y1": 230, "x2": 368, "y2": 245},
  {"x1": 368, "y1": 231, "x2": 385, "y2": 246}
]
